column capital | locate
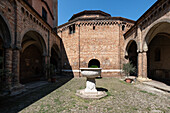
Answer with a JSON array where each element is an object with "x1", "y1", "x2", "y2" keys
[
  {"x1": 12, "y1": 45, "x2": 22, "y2": 51},
  {"x1": 3, "y1": 45, "x2": 12, "y2": 49},
  {"x1": 42, "y1": 53, "x2": 51, "y2": 57},
  {"x1": 137, "y1": 50, "x2": 143, "y2": 53}
]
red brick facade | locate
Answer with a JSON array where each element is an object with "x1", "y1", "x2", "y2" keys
[
  {"x1": 0, "y1": 0, "x2": 60, "y2": 94},
  {"x1": 58, "y1": 10, "x2": 135, "y2": 77},
  {"x1": 124, "y1": 0, "x2": 170, "y2": 82},
  {"x1": 0, "y1": 0, "x2": 170, "y2": 94},
  {"x1": 58, "y1": 0, "x2": 170, "y2": 83}
]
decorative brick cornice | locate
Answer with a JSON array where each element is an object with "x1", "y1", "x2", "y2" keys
[
  {"x1": 124, "y1": 0, "x2": 169, "y2": 37},
  {"x1": 57, "y1": 19, "x2": 134, "y2": 33}
]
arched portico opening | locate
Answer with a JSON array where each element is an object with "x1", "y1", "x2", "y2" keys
[
  {"x1": 20, "y1": 31, "x2": 47, "y2": 84},
  {"x1": 125, "y1": 41, "x2": 138, "y2": 76},
  {"x1": 88, "y1": 59, "x2": 100, "y2": 68},
  {"x1": 50, "y1": 44, "x2": 61, "y2": 74},
  {"x1": 0, "y1": 37, "x2": 4, "y2": 83},
  {"x1": 148, "y1": 33, "x2": 170, "y2": 84},
  {"x1": 144, "y1": 22, "x2": 170, "y2": 84},
  {"x1": 0, "y1": 14, "x2": 11, "y2": 87}
]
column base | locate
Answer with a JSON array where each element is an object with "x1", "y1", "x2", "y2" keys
[
  {"x1": 10, "y1": 83, "x2": 25, "y2": 96},
  {"x1": 137, "y1": 77, "x2": 152, "y2": 82}
]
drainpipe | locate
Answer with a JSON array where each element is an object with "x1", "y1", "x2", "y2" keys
[
  {"x1": 78, "y1": 24, "x2": 80, "y2": 77},
  {"x1": 118, "y1": 23, "x2": 122, "y2": 77},
  {"x1": 60, "y1": 37, "x2": 62, "y2": 74}
]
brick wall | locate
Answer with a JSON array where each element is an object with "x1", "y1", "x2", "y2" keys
[{"x1": 58, "y1": 14, "x2": 134, "y2": 77}]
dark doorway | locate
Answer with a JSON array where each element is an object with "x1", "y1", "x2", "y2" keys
[
  {"x1": 148, "y1": 34, "x2": 170, "y2": 85},
  {"x1": 127, "y1": 41, "x2": 138, "y2": 76},
  {"x1": 20, "y1": 45, "x2": 43, "y2": 83},
  {"x1": 88, "y1": 59, "x2": 100, "y2": 68},
  {"x1": 0, "y1": 37, "x2": 3, "y2": 70},
  {"x1": 50, "y1": 45, "x2": 60, "y2": 73},
  {"x1": 20, "y1": 31, "x2": 46, "y2": 84}
]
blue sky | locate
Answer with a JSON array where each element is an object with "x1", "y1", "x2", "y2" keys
[{"x1": 58, "y1": 0, "x2": 157, "y2": 26}]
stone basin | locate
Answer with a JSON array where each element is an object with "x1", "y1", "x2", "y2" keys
[
  {"x1": 80, "y1": 68, "x2": 102, "y2": 78},
  {"x1": 76, "y1": 68, "x2": 107, "y2": 99}
]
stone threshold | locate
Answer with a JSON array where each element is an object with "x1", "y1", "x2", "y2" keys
[{"x1": 142, "y1": 80, "x2": 170, "y2": 93}]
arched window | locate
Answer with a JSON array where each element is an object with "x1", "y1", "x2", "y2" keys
[
  {"x1": 155, "y1": 48, "x2": 161, "y2": 61},
  {"x1": 93, "y1": 26, "x2": 95, "y2": 30},
  {"x1": 69, "y1": 24, "x2": 75, "y2": 34},
  {"x1": 88, "y1": 59, "x2": 100, "y2": 68},
  {"x1": 122, "y1": 25, "x2": 125, "y2": 31},
  {"x1": 42, "y1": 7, "x2": 47, "y2": 22}
]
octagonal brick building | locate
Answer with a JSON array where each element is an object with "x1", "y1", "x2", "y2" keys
[{"x1": 57, "y1": 10, "x2": 135, "y2": 77}]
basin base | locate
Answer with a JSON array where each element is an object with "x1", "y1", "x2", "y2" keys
[
  {"x1": 85, "y1": 78, "x2": 97, "y2": 93},
  {"x1": 76, "y1": 89, "x2": 107, "y2": 99}
]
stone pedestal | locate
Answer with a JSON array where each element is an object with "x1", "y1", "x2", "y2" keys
[
  {"x1": 76, "y1": 68, "x2": 107, "y2": 99},
  {"x1": 85, "y1": 78, "x2": 97, "y2": 93}
]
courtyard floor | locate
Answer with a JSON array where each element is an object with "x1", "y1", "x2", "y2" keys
[{"x1": 0, "y1": 77, "x2": 170, "y2": 113}]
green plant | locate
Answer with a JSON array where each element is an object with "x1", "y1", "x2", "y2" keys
[
  {"x1": 122, "y1": 62, "x2": 136, "y2": 77},
  {"x1": 89, "y1": 65, "x2": 98, "y2": 68}
]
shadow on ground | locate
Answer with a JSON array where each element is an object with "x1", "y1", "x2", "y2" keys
[
  {"x1": 0, "y1": 75, "x2": 73, "y2": 113},
  {"x1": 96, "y1": 87, "x2": 108, "y2": 92}
]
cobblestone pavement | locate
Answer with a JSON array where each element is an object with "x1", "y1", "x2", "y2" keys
[{"x1": 1, "y1": 77, "x2": 170, "y2": 113}]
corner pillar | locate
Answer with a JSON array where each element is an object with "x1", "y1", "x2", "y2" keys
[
  {"x1": 142, "y1": 51, "x2": 148, "y2": 78},
  {"x1": 137, "y1": 52, "x2": 143, "y2": 78},
  {"x1": 4, "y1": 48, "x2": 13, "y2": 89},
  {"x1": 12, "y1": 48, "x2": 24, "y2": 91},
  {"x1": 43, "y1": 55, "x2": 50, "y2": 79}
]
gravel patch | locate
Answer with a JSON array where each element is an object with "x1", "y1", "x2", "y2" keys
[{"x1": 0, "y1": 77, "x2": 169, "y2": 113}]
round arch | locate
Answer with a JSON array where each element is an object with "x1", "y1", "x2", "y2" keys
[
  {"x1": 21, "y1": 30, "x2": 47, "y2": 54},
  {"x1": 124, "y1": 39, "x2": 138, "y2": 57},
  {"x1": 125, "y1": 40, "x2": 138, "y2": 76},
  {"x1": 0, "y1": 14, "x2": 12, "y2": 48},
  {"x1": 50, "y1": 43, "x2": 61, "y2": 58},
  {"x1": 142, "y1": 20, "x2": 170, "y2": 83},
  {"x1": 142, "y1": 19, "x2": 170, "y2": 51},
  {"x1": 50, "y1": 43, "x2": 61, "y2": 73},
  {"x1": 20, "y1": 30, "x2": 47, "y2": 83},
  {"x1": 88, "y1": 59, "x2": 100, "y2": 68}
]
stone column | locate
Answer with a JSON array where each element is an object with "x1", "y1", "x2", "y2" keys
[
  {"x1": 137, "y1": 52, "x2": 143, "y2": 78},
  {"x1": 4, "y1": 48, "x2": 12, "y2": 89},
  {"x1": 43, "y1": 55, "x2": 50, "y2": 79},
  {"x1": 142, "y1": 51, "x2": 148, "y2": 78},
  {"x1": 12, "y1": 49, "x2": 22, "y2": 87}
]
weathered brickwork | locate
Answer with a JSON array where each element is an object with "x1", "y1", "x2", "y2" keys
[
  {"x1": 124, "y1": 0, "x2": 170, "y2": 82},
  {"x1": 0, "y1": 0, "x2": 169, "y2": 94},
  {"x1": 0, "y1": 0, "x2": 60, "y2": 94},
  {"x1": 58, "y1": 11, "x2": 134, "y2": 77}
]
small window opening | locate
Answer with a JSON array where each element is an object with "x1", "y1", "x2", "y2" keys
[
  {"x1": 26, "y1": 11, "x2": 29, "y2": 16},
  {"x1": 42, "y1": 7, "x2": 47, "y2": 22},
  {"x1": 8, "y1": 8, "x2": 11, "y2": 12},
  {"x1": 122, "y1": 25, "x2": 125, "y2": 31},
  {"x1": 93, "y1": 26, "x2": 95, "y2": 30},
  {"x1": 21, "y1": 7, "x2": 25, "y2": 13},
  {"x1": 155, "y1": 48, "x2": 161, "y2": 61},
  {"x1": 69, "y1": 24, "x2": 75, "y2": 34}
]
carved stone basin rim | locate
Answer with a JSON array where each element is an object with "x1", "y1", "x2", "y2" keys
[{"x1": 80, "y1": 68, "x2": 102, "y2": 78}]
